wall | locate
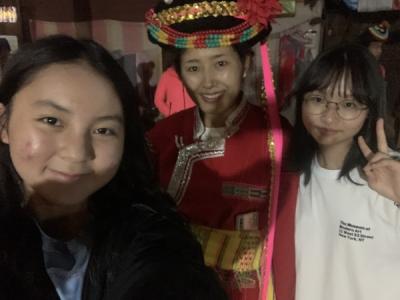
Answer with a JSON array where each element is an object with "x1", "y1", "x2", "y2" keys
[
  {"x1": 0, "y1": 0, "x2": 23, "y2": 42},
  {"x1": 269, "y1": 1, "x2": 324, "y2": 73},
  {"x1": 21, "y1": 0, "x2": 157, "y2": 22}
]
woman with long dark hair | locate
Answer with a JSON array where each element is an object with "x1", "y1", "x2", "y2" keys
[
  {"x1": 0, "y1": 34, "x2": 226, "y2": 300},
  {"x1": 145, "y1": 0, "x2": 290, "y2": 299},
  {"x1": 274, "y1": 44, "x2": 400, "y2": 300}
]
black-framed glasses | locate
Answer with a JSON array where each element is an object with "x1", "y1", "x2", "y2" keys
[{"x1": 303, "y1": 95, "x2": 368, "y2": 120}]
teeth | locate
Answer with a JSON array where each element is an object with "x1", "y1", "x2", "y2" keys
[{"x1": 203, "y1": 94, "x2": 220, "y2": 99}]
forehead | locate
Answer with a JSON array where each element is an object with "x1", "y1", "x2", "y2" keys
[
  {"x1": 13, "y1": 62, "x2": 122, "y2": 114},
  {"x1": 308, "y1": 69, "x2": 353, "y2": 99},
  {"x1": 325, "y1": 73, "x2": 353, "y2": 96},
  {"x1": 181, "y1": 46, "x2": 238, "y2": 61},
  {"x1": 28, "y1": 62, "x2": 104, "y2": 84}
]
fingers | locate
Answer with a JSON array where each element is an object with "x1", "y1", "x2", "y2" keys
[
  {"x1": 363, "y1": 158, "x2": 399, "y2": 185},
  {"x1": 359, "y1": 134, "x2": 390, "y2": 164},
  {"x1": 358, "y1": 136, "x2": 372, "y2": 159},
  {"x1": 376, "y1": 118, "x2": 389, "y2": 154},
  {"x1": 358, "y1": 118, "x2": 389, "y2": 162},
  {"x1": 369, "y1": 157, "x2": 400, "y2": 170}
]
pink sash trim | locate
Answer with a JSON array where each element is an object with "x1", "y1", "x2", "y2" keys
[{"x1": 260, "y1": 42, "x2": 283, "y2": 300}]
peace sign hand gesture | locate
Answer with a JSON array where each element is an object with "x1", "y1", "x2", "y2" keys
[{"x1": 358, "y1": 118, "x2": 400, "y2": 204}]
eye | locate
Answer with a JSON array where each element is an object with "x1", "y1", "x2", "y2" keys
[
  {"x1": 309, "y1": 95, "x2": 324, "y2": 104},
  {"x1": 39, "y1": 117, "x2": 62, "y2": 127},
  {"x1": 93, "y1": 128, "x2": 117, "y2": 136},
  {"x1": 216, "y1": 60, "x2": 228, "y2": 68},
  {"x1": 186, "y1": 65, "x2": 199, "y2": 72},
  {"x1": 341, "y1": 100, "x2": 358, "y2": 110}
]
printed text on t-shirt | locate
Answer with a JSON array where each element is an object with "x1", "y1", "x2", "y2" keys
[{"x1": 338, "y1": 221, "x2": 374, "y2": 242}]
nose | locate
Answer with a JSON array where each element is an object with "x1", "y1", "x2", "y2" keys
[
  {"x1": 320, "y1": 102, "x2": 338, "y2": 124},
  {"x1": 201, "y1": 67, "x2": 215, "y2": 89},
  {"x1": 60, "y1": 131, "x2": 95, "y2": 163}
]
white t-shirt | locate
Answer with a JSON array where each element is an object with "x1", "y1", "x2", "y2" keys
[{"x1": 295, "y1": 158, "x2": 400, "y2": 300}]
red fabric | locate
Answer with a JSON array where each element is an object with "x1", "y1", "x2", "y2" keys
[
  {"x1": 277, "y1": 36, "x2": 305, "y2": 107},
  {"x1": 148, "y1": 104, "x2": 270, "y2": 229},
  {"x1": 273, "y1": 171, "x2": 299, "y2": 300},
  {"x1": 148, "y1": 104, "x2": 296, "y2": 299},
  {"x1": 148, "y1": 104, "x2": 270, "y2": 299},
  {"x1": 154, "y1": 67, "x2": 195, "y2": 117},
  {"x1": 237, "y1": 0, "x2": 282, "y2": 26}
]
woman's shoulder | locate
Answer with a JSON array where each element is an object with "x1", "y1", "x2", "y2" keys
[
  {"x1": 0, "y1": 212, "x2": 60, "y2": 300},
  {"x1": 94, "y1": 203, "x2": 204, "y2": 268},
  {"x1": 245, "y1": 103, "x2": 293, "y2": 130},
  {"x1": 104, "y1": 203, "x2": 196, "y2": 244},
  {"x1": 92, "y1": 204, "x2": 227, "y2": 299},
  {"x1": 154, "y1": 107, "x2": 196, "y2": 127},
  {"x1": 148, "y1": 107, "x2": 196, "y2": 140}
]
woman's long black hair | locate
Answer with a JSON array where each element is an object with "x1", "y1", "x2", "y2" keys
[
  {"x1": 0, "y1": 33, "x2": 227, "y2": 300},
  {"x1": 288, "y1": 43, "x2": 385, "y2": 184},
  {"x1": 0, "y1": 34, "x2": 179, "y2": 222}
]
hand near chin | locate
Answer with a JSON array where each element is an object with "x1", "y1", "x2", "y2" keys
[{"x1": 358, "y1": 118, "x2": 400, "y2": 204}]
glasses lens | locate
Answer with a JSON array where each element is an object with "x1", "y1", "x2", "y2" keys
[
  {"x1": 337, "y1": 110, "x2": 360, "y2": 120},
  {"x1": 305, "y1": 97, "x2": 326, "y2": 115},
  {"x1": 337, "y1": 100, "x2": 365, "y2": 120},
  {"x1": 305, "y1": 96, "x2": 366, "y2": 120}
]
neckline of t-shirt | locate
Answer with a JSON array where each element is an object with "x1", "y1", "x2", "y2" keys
[
  {"x1": 312, "y1": 156, "x2": 365, "y2": 184},
  {"x1": 312, "y1": 156, "x2": 341, "y2": 179}
]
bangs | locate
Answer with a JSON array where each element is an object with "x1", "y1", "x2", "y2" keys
[
  {"x1": 297, "y1": 47, "x2": 377, "y2": 108},
  {"x1": 314, "y1": 67, "x2": 353, "y2": 98}
]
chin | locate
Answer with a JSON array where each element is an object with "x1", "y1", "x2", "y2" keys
[{"x1": 37, "y1": 187, "x2": 91, "y2": 206}]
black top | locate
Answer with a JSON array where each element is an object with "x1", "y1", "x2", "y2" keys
[{"x1": 0, "y1": 204, "x2": 227, "y2": 300}]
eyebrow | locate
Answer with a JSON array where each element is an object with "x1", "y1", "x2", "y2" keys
[
  {"x1": 210, "y1": 54, "x2": 227, "y2": 59},
  {"x1": 184, "y1": 54, "x2": 227, "y2": 63},
  {"x1": 96, "y1": 115, "x2": 124, "y2": 124},
  {"x1": 33, "y1": 99, "x2": 124, "y2": 124},
  {"x1": 33, "y1": 99, "x2": 71, "y2": 113}
]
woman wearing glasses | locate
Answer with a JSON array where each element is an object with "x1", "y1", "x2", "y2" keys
[{"x1": 273, "y1": 44, "x2": 400, "y2": 300}]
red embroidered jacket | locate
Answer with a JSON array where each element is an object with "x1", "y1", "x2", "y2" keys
[{"x1": 148, "y1": 101, "x2": 296, "y2": 300}]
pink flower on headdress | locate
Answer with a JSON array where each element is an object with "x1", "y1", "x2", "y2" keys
[{"x1": 237, "y1": 0, "x2": 282, "y2": 26}]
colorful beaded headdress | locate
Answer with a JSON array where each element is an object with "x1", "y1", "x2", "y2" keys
[{"x1": 145, "y1": 0, "x2": 282, "y2": 48}]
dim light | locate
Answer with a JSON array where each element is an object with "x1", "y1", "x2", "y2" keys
[{"x1": 0, "y1": 6, "x2": 17, "y2": 23}]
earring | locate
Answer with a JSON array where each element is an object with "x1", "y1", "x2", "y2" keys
[
  {"x1": 164, "y1": 0, "x2": 173, "y2": 4},
  {"x1": 242, "y1": 72, "x2": 247, "y2": 79}
]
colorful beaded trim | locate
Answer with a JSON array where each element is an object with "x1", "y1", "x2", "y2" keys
[
  {"x1": 146, "y1": 19, "x2": 264, "y2": 48},
  {"x1": 145, "y1": 1, "x2": 266, "y2": 48}
]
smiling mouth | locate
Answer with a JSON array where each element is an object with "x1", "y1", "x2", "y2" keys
[
  {"x1": 48, "y1": 169, "x2": 88, "y2": 183},
  {"x1": 201, "y1": 93, "x2": 223, "y2": 103},
  {"x1": 318, "y1": 128, "x2": 339, "y2": 134}
]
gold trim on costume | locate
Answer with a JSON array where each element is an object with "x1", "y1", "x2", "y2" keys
[
  {"x1": 191, "y1": 224, "x2": 263, "y2": 289},
  {"x1": 260, "y1": 83, "x2": 276, "y2": 300},
  {"x1": 156, "y1": 1, "x2": 244, "y2": 26},
  {"x1": 222, "y1": 182, "x2": 268, "y2": 201}
]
